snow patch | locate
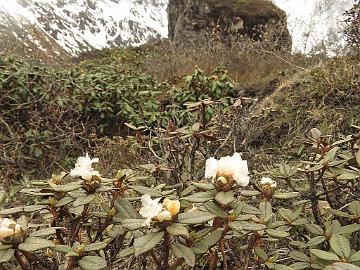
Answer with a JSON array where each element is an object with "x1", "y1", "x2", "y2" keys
[{"x1": 272, "y1": 0, "x2": 353, "y2": 55}]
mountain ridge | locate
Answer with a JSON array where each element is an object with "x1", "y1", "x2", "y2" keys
[{"x1": 0, "y1": 0, "x2": 168, "y2": 59}]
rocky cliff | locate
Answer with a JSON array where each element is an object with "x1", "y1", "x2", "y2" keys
[{"x1": 168, "y1": 0, "x2": 290, "y2": 47}]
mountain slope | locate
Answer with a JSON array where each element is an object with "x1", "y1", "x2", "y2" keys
[
  {"x1": 0, "y1": 0, "x2": 168, "y2": 57},
  {"x1": 273, "y1": 0, "x2": 353, "y2": 55}
]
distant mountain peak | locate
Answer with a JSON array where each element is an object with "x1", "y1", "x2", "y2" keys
[{"x1": 0, "y1": 0, "x2": 168, "y2": 58}]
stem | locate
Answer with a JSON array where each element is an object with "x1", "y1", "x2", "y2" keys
[
  {"x1": 219, "y1": 237, "x2": 228, "y2": 270},
  {"x1": 149, "y1": 250, "x2": 162, "y2": 270},
  {"x1": 22, "y1": 251, "x2": 53, "y2": 270},
  {"x1": 162, "y1": 231, "x2": 171, "y2": 269},
  {"x1": 170, "y1": 258, "x2": 184, "y2": 270},
  {"x1": 14, "y1": 249, "x2": 29, "y2": 270},
  {"x1": 65, "y1": 256, "x2": 75, "y2": 270},
  {"x1": 308, "y1": 170, "x2": 323, "y2": 226}
]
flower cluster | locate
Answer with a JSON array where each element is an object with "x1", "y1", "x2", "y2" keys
[
  {"x1": 139, "y1": 195, "x2": 180, "y2": 227},
  {"x1": 0, "y1": 217, "x2": 24, "y2": 244},
  {"x1": 205, "y1": 152, "x2": 249, "y2": 187},
  {"x1": 70, "y1": 153, "x2": 100, "y2": 181}
]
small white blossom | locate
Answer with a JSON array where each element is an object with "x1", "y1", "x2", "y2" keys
[
  {"x1": 205, "y1": 153, "x2": 250, "y2": 186},
  {"x1": 139, "y1": 194, "x2": 163, "y2": 227},
  {"x1": 260, "y1": 177, "x2": 277, "y2": 188},
  {"x1": 70, "y1": 153, "x2": 100, "y2": 180},
  {"x1": 0, "y1": 218, "x2": 23, "y2": 242}
]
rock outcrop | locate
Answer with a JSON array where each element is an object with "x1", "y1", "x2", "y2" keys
[{"x1": 168, "y1": 0, "x2": 291, "y2": 48}]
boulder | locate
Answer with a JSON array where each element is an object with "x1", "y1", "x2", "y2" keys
[{"x1": 168, "y1": 0, "x2": 291, "y2": 48}]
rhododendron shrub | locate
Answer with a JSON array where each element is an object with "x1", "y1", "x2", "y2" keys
[{"x1": 0, "y1": 130, "x2": 359, "y2": 269}]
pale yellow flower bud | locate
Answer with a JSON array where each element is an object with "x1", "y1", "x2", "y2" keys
[{"x1": 163, "y1": 198, "x2": 180, "y2": 216}]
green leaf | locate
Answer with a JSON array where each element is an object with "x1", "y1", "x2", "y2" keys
[
  {"x1": 131, "y1": 186, "x2": 162, "y2": 197},
  {"x1": 266, "y1": 229, "x2": 290, "y2": 238},
  {"x1": 78, "y1": 256, "x2": 107, "y2": 270},
  {"x1": 306, "y1": 224, "x2": 324, "y2": 235},
  {"x1": 191, "y1": 182, "x2": 215, "y2": 190},
  {"x1": 324, "y1": 262, "x2": 360, "y2": 270},
  {"x1": 310, "y1": 249, "x2": 340, "y2": 261},
  {"x1": 339, "y1": 224, "x2": 360, "y2": 235},
  {"x1": 171, "y1": 243, "x2": 195, "y2": 267},
  {"x1": 231, "y1": 201, "x2": 261, "y2": 215},
  {"x1": 24, "y1": 205, "x2": 47, "y2": 212},
  {"x1": 254, "y1": 246, "x2": 268, "y2": 260},
  {"x1": 274, "y1": 265, "x2": 295, "y2": 270},
  {"x1": 330, "y1": 234, "x2": 351, "y2": 259},
  {"x1": 134, "y1": 231, "x2": 164, "y2": 256},
  {"x1": 350, "y1": 250, "x2": 360, "y2": 262},
  {"x1": 0, "y1": 244, "x2": 13, "y2": 250},
  {"x1": 228, "y1": 221, "x2": 243, "y2": 232},
  {"x1": 52, "y1": 181, "x2": 82, "y2": 192},
  {"x1": 30, "y1": 227, "x2": 58, "y2": 237},
  {"x1": 166, "y1": 223, "x2": 189, "y2": 239},
  {"x1": 196, "y1": 229, "x2": 223, "y2": 250},
  {"x1": 307, "y1": 236, "x2": 326, "y2": 246},
  {"x1": 121, "y1": 219, "x2": 145, "y2": 231},
  {"x1": 324, "y1": 147, "x2": 339, "y2": 163},
  {"x1": 260, "y1": 201, "x2": 273, "y2": 218},
  {"x1": 52, "y1": 245, "x2": 73, "y2": 254},
  {"x1": 84, "y1": 241, "x2": 109, "y2": 252},
  {"x1": 349, "y1": 201, "x2": 360, "y2": 216},
  {"x1": 114, "y1": 198, "x2": 138, "y2": 219},
  {"x1": 273, "y1": 192, "x2": 300, "y2": 199},
  {"x1": 107, "y1": 225, "x2": 126, "y2": 238},
  {"x1": 215, "y1": 192, "x2": 235, "y2": 205},
  {"x1": 0, "y1": 207, "x2": 24, "y2": 215},
  {"x1": 178, "y1": 211, "x2": 216, "y2": 224},
  {"x1": 0, "y1": 249, "x2": 14, "y2": 263},
  {"x1": 203, "y1": 201, "x2": 228, "y2": 218},
  {"x1": 237, "y1": 221, "x2": 266, "y2": 231},
  {"x1": 356, "y1": 150, "x2": 360, "y2": 167},
  {"x1": 289, "y1": 251, "x2": 310, "y2": 262},
  {"x1": 116, "y1": 247, "x2": 135, "y2": 258},
  {"x1": 19, "y1": 237, "x2": 55, "y2": 252},
  {"x1": 181, "y1": 192, "x2": 214, "y2": 203},
  {"x1": 290, "y1": 262, "x2": 310, "y2": 270},
  {"x1": 73, "y1": 194, "x2": 96, "y2": 207},
  {"x1": 329, "y1": 208, "x2": 352, "y2": 218},
  {"x1": 55, "y1": 196, "x2": 75, "y2": 207}
]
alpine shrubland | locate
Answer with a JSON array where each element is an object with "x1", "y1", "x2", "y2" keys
[{"x1": 0, "y1": 6, "x2": 359, "y2": 270}]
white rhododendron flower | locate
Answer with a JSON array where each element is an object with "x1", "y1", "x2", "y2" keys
[
  {"x1": 70, "y1": 153, "x2": 100, "y2": 181},
  {"x1": 205, "y1": 153, "x2": 250, "y2": 186},
  {"x1": 0, "y1": 217, "x2": 23, "y2": 242},
  {"x1": 260, "y1": 177, "x2": 277, "y2": 188},
  {"x1": 139, "y1": 194, "x2": 163, "y2": 227},
  {"x1": 139, "y1": 195, "x2": 180, "y2": 227}
]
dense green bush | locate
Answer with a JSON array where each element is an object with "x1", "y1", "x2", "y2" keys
[{"x1": 0, "y1": 55, "x2": 237, "y2": 185}]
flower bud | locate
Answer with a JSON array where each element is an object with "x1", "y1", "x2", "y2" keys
[
  {"x1": 218, "y1": 176, "x2": 228, "y2": 185},
  {"x1": 163, "y1": 198, "x2": 180, "y2": 216},
  {"x1": 309, "y1": 128, "x2": 321, "y2": 142},
  {"x1": 82, "y1": 175, "x2": 101, "y2": 194}
]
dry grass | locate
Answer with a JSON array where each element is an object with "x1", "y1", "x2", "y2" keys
[
  {"x1": 241, "y1": 56, "x2": 360, "y2": 149},
  {"x1": 139, "y1": 29, "x2": 321, "y2": 99}
]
